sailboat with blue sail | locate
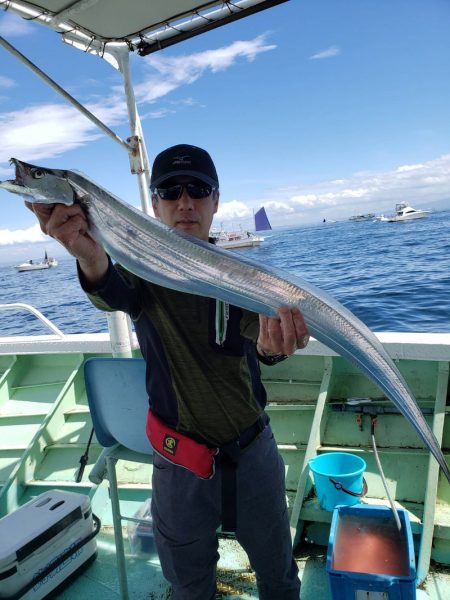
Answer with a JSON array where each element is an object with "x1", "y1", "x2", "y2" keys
[
  {"x1": 254, "y1": 206, "x2": 272, "y2": 232},
  {"x1": 212, "y1": 206, "x2": 272, "y2": 249}
]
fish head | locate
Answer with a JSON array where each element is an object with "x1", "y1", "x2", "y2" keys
[{"x1": 0, "y1": 158, "x2": 75, "y2": 206}]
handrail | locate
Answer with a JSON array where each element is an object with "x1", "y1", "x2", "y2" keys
[{"x1": 0, "y1": 303, "x2": 65, "y2": 338}]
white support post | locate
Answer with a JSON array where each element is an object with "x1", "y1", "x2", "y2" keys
[
  {"x1": 290, "y1": 356, "x2": 333, "y2": 546},
  {"x1": 101, "y1": 48, "x2": 153, "y2": 354},
  {"x1": 106, "y1": 313, "x2": 133, "y2": 358},
  {"x1": 112, "y1": 47, "x2": 152, "y2": 215},
  {"x1": 416, "y1": 361, "x2": 449, "y2": 584}
]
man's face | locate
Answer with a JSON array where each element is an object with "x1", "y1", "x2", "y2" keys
[{"x1": 152, "y1": 176, "x2": 219, "y2": 241}]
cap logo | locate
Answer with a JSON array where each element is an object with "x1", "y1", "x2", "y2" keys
[{"x1": 172, "y1": 154, "x2": 192, "y2": 166}]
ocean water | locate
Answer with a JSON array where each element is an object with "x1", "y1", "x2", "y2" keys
[{"x1": 1, "y1": 210, "x2": 449, "y2": 336}]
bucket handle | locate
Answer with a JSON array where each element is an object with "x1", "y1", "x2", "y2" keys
[{"x1": 329, "y1": 477, "x2": 368, "y2": 498}]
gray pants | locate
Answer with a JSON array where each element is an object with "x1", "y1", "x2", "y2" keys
[{"x1": 151, "y1": 424, "x2": 300, "y2": 600}]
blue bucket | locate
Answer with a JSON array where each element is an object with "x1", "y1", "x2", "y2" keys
[{"x1": 309, "y1": 452, "x2": 367, "y2": 512}]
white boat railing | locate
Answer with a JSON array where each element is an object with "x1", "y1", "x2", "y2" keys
[
  {"x1": 0, "y1": 303, "x2": 138, "y2": 357},
  {"x1": 0, "y1": 303, "x2": 65, "y2": 338}
]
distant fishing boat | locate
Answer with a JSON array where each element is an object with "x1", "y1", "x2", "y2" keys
[
  {"x1": 349, "y1": 213, "x2": 376, "y2": 222},
  {"x1": 15, "y1": 250, "x2": 58, "y2": 272},
  {"x1": 212, "y1": 206, "x2": 272, "y2": 249},
  {"x1": 376, "y1": 203, "x2": 431, "y2": 222}
]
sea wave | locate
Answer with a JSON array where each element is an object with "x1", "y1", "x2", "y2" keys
[{"x1": 1, "y1": 210, "x2": 449, "y2": 335}]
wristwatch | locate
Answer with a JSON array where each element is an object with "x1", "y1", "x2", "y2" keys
[{"x1": 256, "y1": 344, "x2": 288, "y2": 365}]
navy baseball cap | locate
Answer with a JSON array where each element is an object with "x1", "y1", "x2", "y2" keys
[{"x1": 150, "y1": 144, "x2": 219, "y2": 190}]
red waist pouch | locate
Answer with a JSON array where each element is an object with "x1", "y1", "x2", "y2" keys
[{"x1": 146, "y1": 409, "x2": 218, "y2": 479}]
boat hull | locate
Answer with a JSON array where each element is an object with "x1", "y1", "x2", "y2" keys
[
  {"x1": 215, "y1": 235, "x2": 264, "y2": 249},
  {"x1": 14, "y1": 259, "x2": 58, "y2": 272},
  {"x1": 387, "y1": 212, "x2": 430, "y2": 222},
  {"x1": 15, "y1": 263, "x2": 50, "y2": 272}
]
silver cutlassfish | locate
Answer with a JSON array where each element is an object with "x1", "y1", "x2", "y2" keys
[{"x1": 1, "y1": 158, "x2": 449, "y2": 483}]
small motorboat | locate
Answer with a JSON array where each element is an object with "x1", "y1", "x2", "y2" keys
[{"x1": 15, "y1": 252, "x2": 58, "y2": 272}]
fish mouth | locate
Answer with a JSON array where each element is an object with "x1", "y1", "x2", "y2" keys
[{"x1": 9, "y1": 158, "x2": 24, "y2": 186}]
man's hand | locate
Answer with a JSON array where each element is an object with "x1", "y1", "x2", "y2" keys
[
  {"x1": 257, "y1": 307, "x2": 309, "y2": 357},
  {"x1": 25, "y1": 201, "x2": 109, "y2": 285}
]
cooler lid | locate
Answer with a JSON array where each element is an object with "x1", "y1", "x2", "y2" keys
[{"x1": 0, "y1": 490, "x2": 90, "y2": 568}]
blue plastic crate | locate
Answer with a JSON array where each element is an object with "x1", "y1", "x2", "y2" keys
[{"x1": 326, "y1": 504, "x2": 416, "y2": 599}]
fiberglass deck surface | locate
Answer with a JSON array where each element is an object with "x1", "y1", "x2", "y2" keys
[
  {"x1": 54, "y1": 529, "x2": 450, "y2": 600},
  {"x1": 55, "y1": 530, "x2": 331, "y2": 600}
]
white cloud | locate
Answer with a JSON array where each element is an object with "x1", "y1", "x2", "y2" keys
[
  {"x1": 268, "y1": 154, "x2": 450, "y2": 222},
  {"x1": 291, "y1": 193, "x2": 321, "y2": 207},
  {"x1": 0, "y1": 76, "x2": 15, "y2": 89},
  {"x1": 309, "y1": 45, "x2": 340, "y2": 60},
  {"x1": 171, "y1": 97, "x2": 203, "y2": 107},
  {"x1": 215, "y1": 199, "x2": 251, "y2": 222},
  {"x1": 0, "y1": 13, "x2": 35, "y2": 37},
  {"x1": 208, "y1": 154, "x2": 450, "y2": 229},
  {"x1": 214, "y1": 199, "x2": 294, "y2": 229},
  {"x1": 341, "y1": 187, "x2": 369, "y2": 198},
  {"x1": 0, "y1": 97, "x2": 131, "y2": 165},
  {"x1": 136, "y1": 35, "x2": 276, "y2": 103},
  {"x1": 0, "y1": 37, "x2": 275, "y2": 166},
  {"x1": 140, "y1": 108, "x2": 175, "y2": 120},
  {"x1": 396, "y1": 163, "x2": 425, "y2": 173},
  {"x1": 262, "y1": 200, "x2": 295, "y2": 214},
  {"x1": 0, "y1": 104, "x2": 102, "y2": 164},
  {"x1": 0, "y1": 223, "x2": 45, "y2": 245}
]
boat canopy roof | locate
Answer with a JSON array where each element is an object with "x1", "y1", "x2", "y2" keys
[{"x1": 4, "y1": 0, "x2": 287, "y2": 55}]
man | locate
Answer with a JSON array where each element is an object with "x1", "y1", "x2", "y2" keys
[{"x1": 28, "y1": 144, "x2": 308, "y2": 599}]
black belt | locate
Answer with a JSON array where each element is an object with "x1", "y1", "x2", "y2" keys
[{"x1": 219, "y1": 413, "x2": 269, "y2": 533}]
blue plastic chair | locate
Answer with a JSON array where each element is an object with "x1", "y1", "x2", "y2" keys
[{"x1": 84, "y1": 357, "x2": 153, "y2": 600}]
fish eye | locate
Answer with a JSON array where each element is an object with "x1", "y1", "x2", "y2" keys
[{"x1": 31, "y1": 168, "x2": 45, "y2": 179}]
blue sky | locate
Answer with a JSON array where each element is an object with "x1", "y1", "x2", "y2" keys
[{"x1": 1, "y1": 0, "x2": 449, "y2": 264}]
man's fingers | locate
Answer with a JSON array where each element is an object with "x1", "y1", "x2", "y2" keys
[
  {"x1": 291, "y1": 308, "x2": 309, "y2": 347},
  {"x1": 258, "y1": 307, "x2": 310, "y2": 356},
  {"x1": 277, "y1": 308, "x2": 297, "y2": 352},
  {"x1": 267, "y1": 315, "x2": 284, "y2": 347},
  {"x1": 259, "y1": 314, "x2": 269, "y2": 341},
  {"x1": 277, "y1": 307, "x2": 310, "y2": 352}
]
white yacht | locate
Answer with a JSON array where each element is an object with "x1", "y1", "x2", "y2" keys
[{"x1": 385, "y1": 203, "x2": 431, "y2": 222}]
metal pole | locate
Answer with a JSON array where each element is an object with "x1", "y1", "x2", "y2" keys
[
  {"x1": 106, "y1": 313, "x2": 133, "y2": 358},
  {"x1": 0, "y1": 35, "x2": 133, "y2": 153},
  {"x1": 113, "y1": 47, "x2": 152, "y2": 214}
]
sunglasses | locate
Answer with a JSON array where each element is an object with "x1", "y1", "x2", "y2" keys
[{"x1": 155, "y1": 183, "x2": 214, "y2": 201}]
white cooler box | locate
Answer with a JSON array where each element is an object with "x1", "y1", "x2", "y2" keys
[{"x1": 0, "y1": 490, "x2": 100, "y2": 599}]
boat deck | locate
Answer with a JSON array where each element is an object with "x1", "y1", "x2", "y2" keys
[
  {"x1": 0, "y1": 337, "x2": 449, "y2": 598},
  {"x1": 54, "y1": 528, "x2": 449, "y2": 599}
]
